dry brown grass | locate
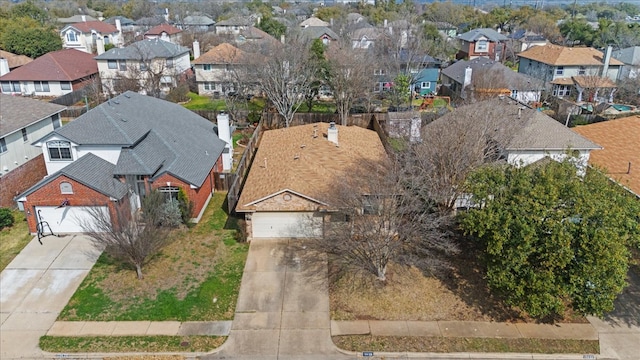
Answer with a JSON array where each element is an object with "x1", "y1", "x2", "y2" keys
[
  {"x1": 98, "y1": 226, "x2": 224, "y2": 303},
  {"x1": 106, "y1": 356, "x2": 184, "y2": 360},
  {"x1": 330, "y1": 238, "x2": 587, "y2": 323}
]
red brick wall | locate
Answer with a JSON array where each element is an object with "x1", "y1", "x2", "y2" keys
[
  {"x1": 21, "y1": 175, "x2": 128, "y2": 233},
  {"x1": 0, "y1": 155, "x2": 47, "y2": 208},
  {"x1": 151, "y1": 155, "x2": 223, "y2": 218}
]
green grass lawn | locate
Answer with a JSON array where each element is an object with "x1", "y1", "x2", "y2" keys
[
  {"x1": 0, "y1": 210, "x2": 32, "y2": 272},
  {"x1": 40, "y1": 335, "x2": 224, "y2": 353},
  {"x1": 182, "y1": 92, "x2": 226, "y2": 111},
  {"x1": 298, "y1": 101, "x2": 336, "y2": 113},
  {"x1": 58, "y1": 193, "x2": 248, "y2": 321}
]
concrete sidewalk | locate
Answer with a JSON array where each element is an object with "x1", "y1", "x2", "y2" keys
[
  {"x1": 331, "y1": 320, "x2": 599, "y2": 340},
  {"x1": 47, "y1": 321, "x2": 232, "y2": 336}
]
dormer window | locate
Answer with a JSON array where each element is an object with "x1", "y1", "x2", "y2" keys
[
  {"x1": 66, "y1": 31, "x2": 78, "y2": 42},
  {"x1": 47, "y1": 140, "x2": 72, "y2": 161}
]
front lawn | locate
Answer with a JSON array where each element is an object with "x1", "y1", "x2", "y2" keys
[
  {"x1": 58, "y1": 193, "x2": 247, "y2": 321},
  {"x1": 0, "y1": 210, "x2": 32, "y2": 272}
]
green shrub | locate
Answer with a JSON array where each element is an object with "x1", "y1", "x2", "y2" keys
[
  {"x1": 160, "y1": 200, "x2": 182, "y2": 228},
  {"x1": 0, "y1": 208, "x2": 14, "y2": 230},
  {"x1": 177, "y1": 188, "x2": 194, "y2": 225}
]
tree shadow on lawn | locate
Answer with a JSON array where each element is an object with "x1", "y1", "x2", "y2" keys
[{"x1": 430, "y1": 233, "x2": 525, "y2": 323}]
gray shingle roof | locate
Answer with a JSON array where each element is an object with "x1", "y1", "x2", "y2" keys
[
  {"x1": 0, "y1": 95, "x2": 66, "y2": 137},
  {"x1": 42, "y1": 91, "x2": 226, "y2": 186},
  {"x1": 442, "y1": 58, "x2": 543, "y2": 90},
  {"x1": 301, "y1": 26, "x2": 339, "y2": 41},
  {"x1": 183, "y1": 15, "x2": 215, "y2": 26},
  {"x1": 94, "y1": 39, "x2": 189, "y2": 61},
  {"x1": 20, "y1": 153, "x2": 129, "y2": 199},
  {"x1": 458, "y1": 28, "x2": 508, "y2": 42},
  {"x1": 429, "y1": 98, "x2": 600, "y2": 151}
]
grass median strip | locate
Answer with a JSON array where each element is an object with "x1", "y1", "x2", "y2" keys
[
  {"x1": 40, "y1": 335, "x2": 225, "y2": 353},
  {"x1": 1, "y1": 210, "x2": 32, "y2": 272},
  {"x1": 333, "y1": 335, "x2": 599, "y2": 354}
]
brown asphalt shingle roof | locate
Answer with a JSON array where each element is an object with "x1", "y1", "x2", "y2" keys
[
  {"x1": 0, "y1": 49, "x2": 98, "y2": 82},
  {"x1": 236, "y1": 123, "x2": 387, "y2": 212},
  {"x1": 192, "y1": 43, "x2": 249, "y2": 64},
  {"x1": 518, "y1": 44, "x2": 624, "y2": 66},
  {"x1": 66, "y1": 21, "x2": 118, "y2": 34},
  {"x1": 0, "y1": 94, "x2": 66, "y2": 137},
  {"x1": 0, "y1": 50, "x2": 33, "y2": 69},
  {"x1": 144, "y1": 24, "x2": 182, "y2": 36},
  {"x1": 573, "y1": 116, "x2": 640, "y2": 196}
]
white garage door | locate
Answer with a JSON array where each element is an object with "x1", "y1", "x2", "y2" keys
[
  {"x1": 252, "y1": 212, "x2": 323, "y2": 238},
  {"x1": 35, "y1": 206, "x2": 109, "y2": 233}
]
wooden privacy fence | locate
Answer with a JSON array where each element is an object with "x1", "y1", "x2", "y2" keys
[
  {"x1": 226, "y1": 118, "x2": 263, "y2": 214},
  {"x1": 50, "y1": 88, "x2": 89, "y2": 106},
  {"x1": 261, "y1": 112, "x2": 375, "y2": 128}
]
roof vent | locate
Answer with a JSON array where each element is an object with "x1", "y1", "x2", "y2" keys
[
  {"x1": 120, "y1": 118, "x2": 127, "y2": 122},
  {"x1": 124, "y1": 93, "x2": 131, "y2": 98}
]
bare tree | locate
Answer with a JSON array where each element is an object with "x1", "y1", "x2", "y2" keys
[
  {"x1": 404, "y1": 100, "x2": 525, "y2": 212},
  {"x1": 250, "y1": 35, "x2": 316, "y2": 127},
  {"x1": 79, "y1": 201, "x2": 170, "y2": 280},
  {"x1": 326, "y1": 44, "x2": 374, "y2": 126},
  {"x1": 308, "y1": 158, "x2": 458, "y2": 282}
]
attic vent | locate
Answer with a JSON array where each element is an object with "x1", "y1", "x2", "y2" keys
[
  {"x1": 120, "y1": 118, "x2": 127, "y2": 122},
  {"x1": 300, "y1": 144, "x2": 306, "y2": 148},
  {"x1": 294, "y1": 154, "x2": 300, "y2": 160},
  {"x1": 124, "y1": 93, "x2": 131, "y2": 98},
  {"x1": 113, "y1": 100, "x2": 120, "y2": 104}
]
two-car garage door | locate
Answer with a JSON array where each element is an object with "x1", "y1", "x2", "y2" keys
[
  {"x1": 251, "y1": 212, "x2": 323, "y2": 238},
  {"x1": 34, "y1": 206, "x2": 109, "y2": 233}
]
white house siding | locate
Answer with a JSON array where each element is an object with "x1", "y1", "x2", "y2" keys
[
  {"x1": 1, "y1": 117, "x2": 57, "y2": 173},
  {"x1": 75, "y1": 146, "x2": 122, "y2": 165},
  {"x1": 62, "y1": 31, "x2": 121, "y2": 54},
  {"x1": 512, "y1": 90, "x2": 541, "y2": 103},
  {"x1": 194, "y1": 64, "x2": 235, "y2": 95},
  {"x1": 98, "y1": 52, "x2": 190, "y2": 92},
  {"x1": 507, "y1": 149, "x2": 590, "y2": 174},
  {"x1": 518, "y1": 59, "x2": 621, "y2": 83},
  {"x1": 1, "y1": 81, "x2": 75, "y2": 97}
]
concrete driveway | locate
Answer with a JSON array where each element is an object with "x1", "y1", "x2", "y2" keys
[
  {"x1": 204, "y1": 238, "x2": 342, "y2": 360},
  {"x1": 0, "y1": 234, "x2": 100, "y2": 359}
]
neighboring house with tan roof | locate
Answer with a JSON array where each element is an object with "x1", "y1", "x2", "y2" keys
[
  {"x1": 144, "y1": 24, "x2": 183, "y2": 43},
  {"x1": 517, "y1": 44, "x2": 623, "y2": 100},
  {"x1": 299, "y1": 16, "x2": 329, "y2": 28},
  {"x1": 0, "y1": 49, "x2": 98, "y2": 96},
  {"x1": 236, "y1": 122, "x2": 387, "y2": 239},
  {"x1": 573, "y1": 116, "x2": 640, "y2": 197},
  {"x1": 192, "y1": 43, "x2": 252, "y2": 96},
  {"x1": 0, "y1": 50, "x2": 33, "y2": 76},
  {"x1": 60, "y1": 21, "x2": 121, "y2": 53}
]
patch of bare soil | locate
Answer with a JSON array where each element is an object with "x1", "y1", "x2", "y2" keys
[
  {"x1": 330, "y1": 237, "x2": 586, "y2": 323},
  {"x1": 107, "y1": 357, "x2": 184, "y2": 360},
  {"x1": 97, "y1": 219, "x2": 225, "y2": 304}
]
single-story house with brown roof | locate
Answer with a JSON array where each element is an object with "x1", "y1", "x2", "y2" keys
[
  {"x1": 0, "y1": 49, "x2": 98, "y2": 96},
  {"x1": 573, "y1": 116, "x2": 640, "y2": 197},
  {"x1": 236, "y1": 122, "x2": 387, "y2": 239}
]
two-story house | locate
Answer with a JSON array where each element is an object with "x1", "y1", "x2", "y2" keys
[
  {"x1": 215, "y1": 17, "x2": 253, "y2": 35},
  {"x1": 517, "y1": 44, "x2": 623, "y2": 101},
  {"x1": 192, "y1": 43, "x2": 252, "y2": 96},
  {"x1": 16, "y1": 92, "x2": 228, "y2": 234},
  {"x1": 0, "y1": 95, "x2": 66, "y2": 207},
  {"x1": 181, "y1": 15, "x2": 216, "y2": 33},
  {"x1": 60, "y1": 21, "x2": 121, "y2": 54},
  {"x1": 144, "y1": 24, "x2": 183, "y2": 43},
  {"x1": 457, "y1": 28, "x2": 508, "y2": 61},
  {"x1": 441, "y1": 57, "x2": 543, "y2": 103},
  {"x1": 95, "y1": 38, "x2": 191, "y2": 96},
  {"x1": 0, "y1": 49, "x2": 98, "y2": 96}
]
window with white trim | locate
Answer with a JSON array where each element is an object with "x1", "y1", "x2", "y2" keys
[
  {"x1": 475, "y1": 40, "x2": 488, "y2": 52},
  {"x1": 0, "y1": 138, "x2": 6, "y2": 153},
  {"x1": 47, "y1": 140, "x2": 72, "y2": 161},
  {"x1": 118, "y1": 60, "x2": 127, "y2": 71},
  {"x1": 373, "y1": 69, "x2": 386, "y2": 75},
  {"x1": 578, "y1": 66, "x2": 586, "y2": 75},
  {"x1": 421, "y1": 81, "x2": 431, "y2": 89},
  {"x1": 166, "y1": 59, "x2": 174, "y2": 68},
  {"x1": 60, "y1": 82, "x2": 71, "y2": 90},
  {"x1": 108, "y1": 60, "x2": 117, "y2": 69},
  {"x1": 203, "y1": 64, "x2": 212, "y2": 71},
  {"x1": 140, "y1": 62, "x2": 148, "y2": 71},
  {"x1": 22, "y1": 128, "x2": 28, "y2": 142},
  {"x1": 556, "y1": 66, "x2": 564, "y2": 75},
  {"x1": 158, "y1": 186, "x2": 180, "y2": 201},
  {"x1": 34, "y1": 81, "x2": 50, "y2": 92},
  {"x1": 66, "y1": 31, "x2": 78, "y2": 42},
  {"x1": 52, "y1": 114, "x2": 61, "y2": 129}
]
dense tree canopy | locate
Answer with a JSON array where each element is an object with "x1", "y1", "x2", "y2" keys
[
  {"x1": 0, "y1": 17, "x2": 62, "y2": 58},
  {"x1": 460, "y1": 161, "x2": 640, "y2": 319}
]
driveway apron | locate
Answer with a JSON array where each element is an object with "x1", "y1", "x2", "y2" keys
[
  {"x1": 0, "y1": 235, "x2": 100, "y2": 359},
  {"x1": 204, "y1": 238, "x2": 342, "y2": 360}
]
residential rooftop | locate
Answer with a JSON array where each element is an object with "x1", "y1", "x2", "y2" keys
[
  {"x1": 0, "y1": 94, "x2": 66, "y2": 138},
  {"x1": 518, "y1": 44, "x2": 624, "y2": 66}
]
